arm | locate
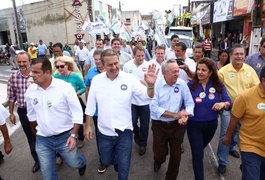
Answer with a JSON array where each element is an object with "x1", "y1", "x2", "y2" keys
[
  {"x1": 0, "y1": 124, "x2": 13, "y2": 154},
  {"x1": 84, "y1": 115, "x2": 93, "y2": 140},
  {"x1": 8, "y1": 100, "x2": 16, "y2": 125},
  {"x1": 30, "y1": 121, "x2": 37, "y2": 135},
  {"x1": 222, "y1": 114, "x2": 240, "y2": 145},
  {"x1": 144, "y1": 64, "x2": 159, "y2": 98}
]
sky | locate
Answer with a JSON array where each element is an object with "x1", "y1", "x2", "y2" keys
[{"x1": 1, "y1": 0, "x2": 189, "y2": 13}]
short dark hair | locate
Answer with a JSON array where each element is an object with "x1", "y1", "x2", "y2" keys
[
  {"x1": 175, "y1": 42, "x2": 187, "y2": 51},
  {"x1": 171, "y1": 34, "x2": 179, "y2": 41},
  {"x1": 100, "y1": 49, "x2": 119, "y2": 65},
  {"x1": 230, "y1": 44, "x2": 245, "y2": 54},
  {"x1": 155, "y1": 45, "x2": 166, "y2": 52},
  {"x1": 93, "y1": 49, "x2": 104, "y2": 57},
  {"x1": 31, "y1": 57, "x2": 52, "y2": 73},
  {"x1": 53, "y1": 42, "x2": 63, "y2": 50},
  {"x1": 217, "y1": 49, "x2": 230, "y2": 66},
  {"x1": 111, "y1": 38, "x2": 121, "y2": 45}
]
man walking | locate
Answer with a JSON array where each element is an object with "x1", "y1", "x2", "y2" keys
[
  {"x1": 85, "y1": 49, "x2": 158, "y2": 180},
  {"x1": 7, "y1": 52, "x2": 40, "y2": 173},
  {"x1": 150, "y1": 59, "x2": 194, "y2": 180},
  {"x1": 25, "y1": 57, "x2": 86, "y2": 179}
]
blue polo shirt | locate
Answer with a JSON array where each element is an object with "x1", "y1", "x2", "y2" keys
[
  {"x1": 245, "y1": 52, "x2": 265, "y2": 76},
  {"x1": 188, "y1": 80, "x2": 231, "y2": 122},
  {"x1": 85, "y1": 66, "x2": 101, "y2": 116}
]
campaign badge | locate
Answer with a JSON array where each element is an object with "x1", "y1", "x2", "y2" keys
[
  {"x1": 199, "y1": 92, "x2": 206, "y2": 98},
  {"x1": 33, "y1": 98, "x2": 38, "y2": 105},
  {"x1": 47, "y1": 100, "x2": 52, "y2": 108},
  {"x1": 121, "y1": 84, "x2": 128, "y2": 91},
  {"x1": 195, "y1": 97, "x2": 202, "y2": 103},
  {"x1": 209, "y1": 87, "x2": 216, "y2": 93},
  {"x1": 142, "y1": 67, "x2": 147, "y2": 72},
  {"x1": 257, "y1": 103, "x2": 265, "y2": 110},
  {"x1": 174, "y1": 86, "x2": 179, "y2": 93},
  {"x1": 208, "y1": 93, "x2": 215, "y2": 100}
]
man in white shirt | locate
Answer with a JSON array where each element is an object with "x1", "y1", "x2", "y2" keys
[
  {"x1": 123, "y1": 46, "x2": 150, "y2": 156},
  {"x1": 25, "y1": 57, "x2": 86, "y2": 180},
  {"x1": 75, "y1": 40, "x2": 90, "y2": 77},
  {"x1": 174, "y1": 42, "x2": 196, "y2": 82},
  {"x1": 148, "y1": 45, "x2": 166, "y2": 76},
  {"x1": 85, "y1": 49, "x2": 158, "y2": 180},
  {"x1": 165, "y1": 34, "x2": 179, "y2": 60}
]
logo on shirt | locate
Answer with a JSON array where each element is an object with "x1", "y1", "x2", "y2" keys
[
  {"x1": 47, "y1": 100, "x2": 52, "y2": 108},
  {"x1": 257, "y1": 103, "x2": 265, "y2": 110},
  {"x1": 120, "y1": 84, "x2": 128, "y2": 91},
  {"x1": 228, "y1": 72, "x2": 235, "y2": 78},
  {"x1": 142, "y1": 67, "x2": 147, "y2": 72},
  {"x1": 208, "y1": 93, "x2": 215, "y2": 100},
  {"x1": 33, "y1": 98, "x2": 38, "y2": 105},
  {"x1": 174, "y1": 86, "x2": 179, "y2": 93}
]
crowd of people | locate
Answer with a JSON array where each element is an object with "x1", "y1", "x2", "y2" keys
[{"x1": 0, "y1": 35, "x2": 265, "y2": 180}]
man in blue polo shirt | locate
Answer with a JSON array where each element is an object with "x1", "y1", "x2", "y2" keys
[{"x1": 37, "y1": 40, "x2": 47, "y2": 57}]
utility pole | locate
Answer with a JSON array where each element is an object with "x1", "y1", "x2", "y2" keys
[
  {"x1": 87, "y1": 0, "x2": 93, "y2": 22},
  {"x1": 12, "y1": 0, "x2": 23, "y2": 48}
]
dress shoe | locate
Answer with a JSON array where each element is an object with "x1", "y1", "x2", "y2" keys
[
  {"x1": 97, "y1": 164, "x2": 107, "y2": 174},
  {"x1": 138, "y1": 146, "x2": 146, "y2": 156},
  {"x1": 229, "y1": 150, "x2": 240, "y2": 158},
  {"x1": 154, "y1": 161, "x2": 161, "y2": 172},
  {"x1": 217, "y1": 164, "x2": 226, "y2": 174},
  {"x1": 32, "y1": 162, "x2": 40, "y2": 173},
  {"x1": 79, "y1": 164, "x2": 86, "y2": 176}
]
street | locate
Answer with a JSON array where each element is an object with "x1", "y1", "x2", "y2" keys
[{"x1": 0, "y1": 62, "x2": 242, "y2": 180}]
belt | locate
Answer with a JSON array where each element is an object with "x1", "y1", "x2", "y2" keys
[
  {"x1": 54, "y1": 129, "x2": 72, "y2": 137},
  {"x1": 152, "y1": 119, "x2": 177, "y2": 125}
]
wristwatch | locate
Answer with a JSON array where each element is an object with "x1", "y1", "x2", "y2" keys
[{"x1": 70, "y1": 134, "x2": 78, "y2": 139}]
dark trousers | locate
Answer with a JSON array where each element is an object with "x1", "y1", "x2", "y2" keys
[
  {"x1": 187, "y1": 120, "x2": 217, "y2": 180},
  {"x1": 77, "y1": 97, "x2": 85, "y2": 141},
  {"x1": 131, "y1": 104, "x2": 150, "y2": 147},
  {"x1": 152, "y1": 120, "x2": 185, "y2": 180},
  {"x1": 17, "y1": 107, "x2": 39, "y2": 163}
]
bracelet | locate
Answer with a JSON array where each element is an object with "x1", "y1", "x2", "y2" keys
[{"x1": 147, "y1": 86, "x2": 154, "y2": 89}]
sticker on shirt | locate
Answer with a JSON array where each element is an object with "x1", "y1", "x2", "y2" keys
[
  {"x1": 120, "y1": 84, "x2": 128, "y2": 91},
  {"x1": 174, "y1": 86, "x2": 179, "y2": 93},
  {"x1": 208, "y1": 93, "x2": 215, "y2": 100},
  {"x1": 142, "y1": 67, "x2": 147, "y2": 72},
  {"x1": 195, "y1": 97, "x2": 202, "y2": 103},
  {"x1": 47, "y1": 100, "x2": 52, "y2": 108},
  {"x1": 128, "y1": 69, "x2": 133, "y2": 73},
  {"x1": 33, "y1": 98, "x2": 38, "y2": 105},
  {"x1": 246, "y1": 72, "x2": 252, "y2": 77},
  {"x1": 257, "y1": 103, "x2": 265, "y2": 110},
  {"x1": 209, "y1": 87, "x2": 216, "y2": 93},
  {"x1": 199, "y1": 92, "x2": 206, "y2": 98},
  {"x1": 256, "y1": 63, "x2": 261, "y2": 68},
  {"x1": 228, "y1": 72, "x2": 235, "y2": 78}
]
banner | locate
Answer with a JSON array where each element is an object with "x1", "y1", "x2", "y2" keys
[
  {"x1": 233, "y1": 0, "x2": 254, "y2": 16},
  {"x1": 213, "y1": 0, "x2": 233, "y2": 23}
]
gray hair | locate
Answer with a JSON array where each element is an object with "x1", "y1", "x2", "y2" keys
[
  {"x1": 161, "y1": 59, "x2": 177, "y2": 73},
  {"x1": 16, "y1": 51, "x2": 31, "y2": 61}
]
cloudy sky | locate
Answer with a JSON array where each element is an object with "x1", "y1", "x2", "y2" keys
[{"x1": 1, "y1": 0, "x2": 188, "y2": 13}]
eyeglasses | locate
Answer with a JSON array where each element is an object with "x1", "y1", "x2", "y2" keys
[{"x1": 55, "y1": 65, "x2": 65, "y2": 69}]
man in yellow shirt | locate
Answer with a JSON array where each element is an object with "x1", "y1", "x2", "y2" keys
[
  {"x1": 28, "y1": 42, "x2": 37, "y2": 60},
  {"x1": 217, "y1": 44, "x2": 259, "y2": 174},
  {"x1": 223, "y1": 66, "x2": 265, "y2": 180}
]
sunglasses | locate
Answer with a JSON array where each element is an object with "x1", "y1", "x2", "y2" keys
[{"x1": 55, "y1": 65, "x2": 65, "y2": 69}]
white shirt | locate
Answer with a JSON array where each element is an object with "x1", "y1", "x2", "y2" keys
[
  {"x1": 25, "y1": 78, "x2": 83, "y2": 137},
  {"x1": 179, "y1": 57, "x2": 196, "y2": 83},
  {"x1": 165, "y1": 47, "x2": 176, "y2": 61},
  {"x1": 75, "y1": 47, "x2": 90, "y2": 62},
  {"x1": 0, "y1": 103, "x2": 9, "y2": 125},
  {"x1": 85, "y1": 71, "x2": 150, "y2": 136},
  {"x1": 123, "y1": 60, "x2": 150, "y2": 105},
  {"x1": 119, "y1": 51, "x2": 133, "y2": 69}
]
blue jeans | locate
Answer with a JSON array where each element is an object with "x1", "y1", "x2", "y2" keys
[
  {"x1": 131, "y1": 104, "x2": 150, "y2": 147},
  {"x1": 98, "y1": 129, "x2": 133, "y2": 180},
  {"x1": 217, "y1": 110, "x2": 240, "y2": 166},
  {"x1": 241, "y1": 152, "x2": 265, "y2": 180},
  {"x1": 36, "y1": 131, "x2": 86, "y2": 180},
  {"x1": 187, "y1": 120, "x2": 217, "y2": 180}
]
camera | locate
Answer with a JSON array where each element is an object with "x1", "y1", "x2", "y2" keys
[{"x1": 176, "y1": 58, "x2": 184, "y2": 66}]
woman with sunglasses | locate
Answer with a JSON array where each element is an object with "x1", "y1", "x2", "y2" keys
[
  {"x1": 53, "y1": 56, "x2": 86, "y2": 149},
  {"x1": 187, "y1": 58, "x2": 231, "y2": 180}
]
